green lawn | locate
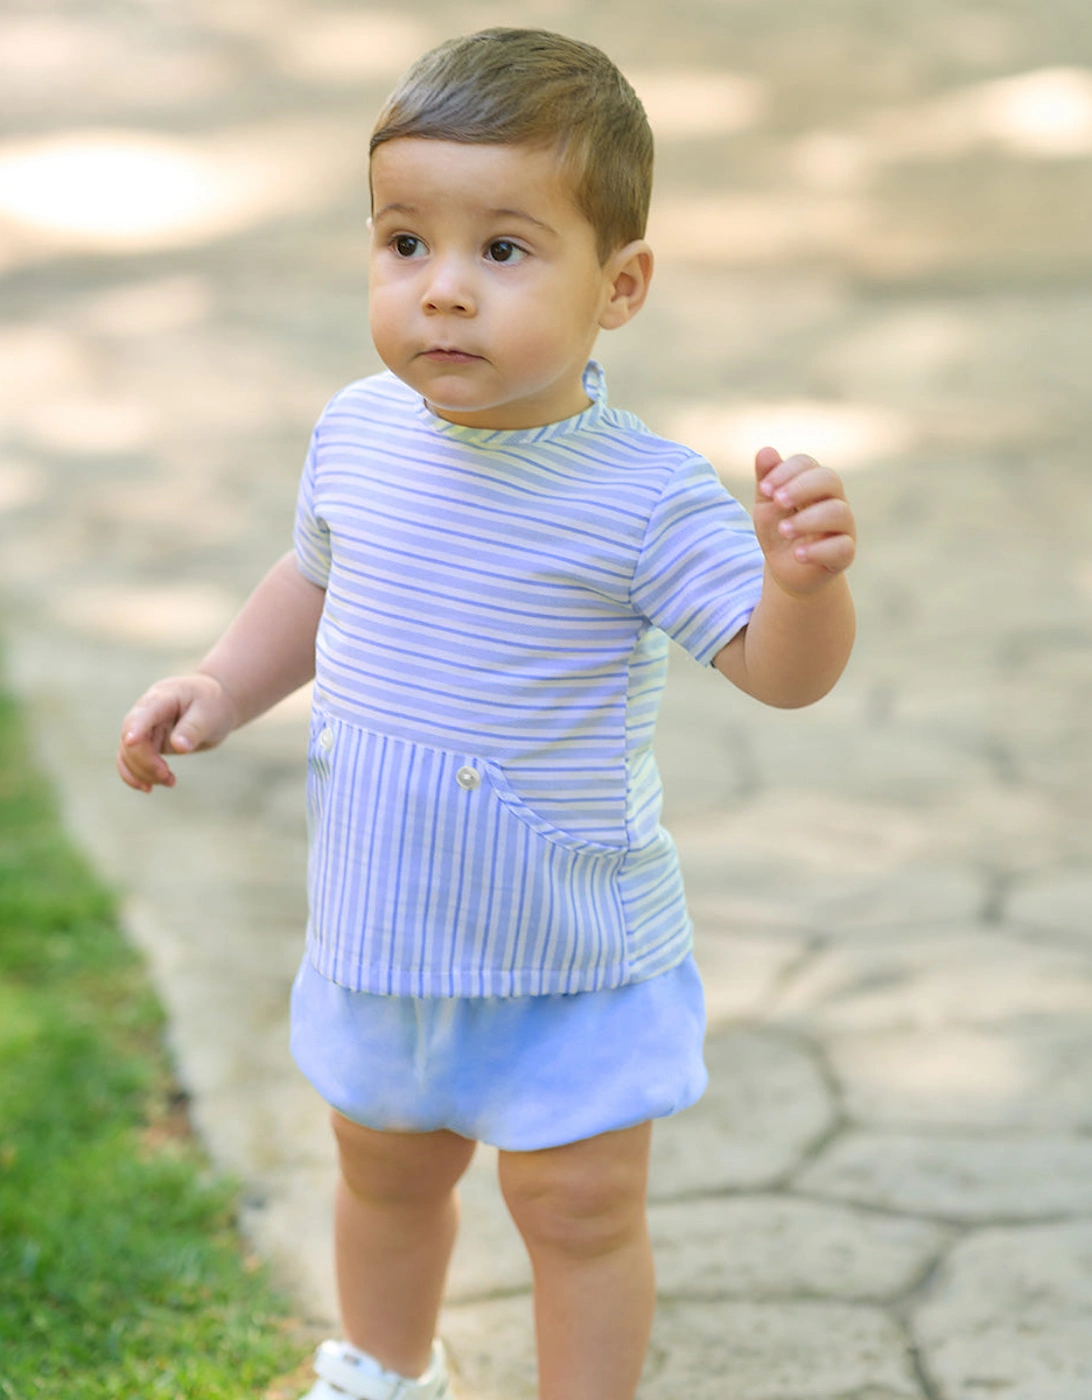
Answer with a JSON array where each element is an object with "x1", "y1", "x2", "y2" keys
[{"x1": 0, "y1": 686, "x2": 309, "y2": 1398}]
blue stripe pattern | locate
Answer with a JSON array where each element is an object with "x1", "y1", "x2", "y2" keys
[{"x1": 296, "y1": 362, "x2": 763, "y2": 997}]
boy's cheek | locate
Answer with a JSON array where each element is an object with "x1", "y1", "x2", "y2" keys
[{"x1": 368, "y1": 296, "x2": 396, "y2": 343}]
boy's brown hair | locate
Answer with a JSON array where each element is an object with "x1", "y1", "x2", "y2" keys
[{"x1": 370, "y1": 28, "x2": 653, "y2": 264}]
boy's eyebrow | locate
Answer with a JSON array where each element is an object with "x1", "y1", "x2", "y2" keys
[
  {"x1": 372, "y1": 201, "x2": 557, "y2": 236},
  {"x1": 373, "y1": 202, "x2": 419, "y2": 221},
  {"x1": 488, "y1": 207, "x2": 558, "y2": 235}
]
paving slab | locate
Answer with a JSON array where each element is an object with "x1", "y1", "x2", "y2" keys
[
  {"x1": 438, "y1": 1298, "x2": 537, "y2": 1400},
  {"x1": 695, "y1": 927, "x2": 812, "y2": 1026},
  {"x1": 673, "y1": 797, "x2": 991, "y2": 932},
  {"x1": 771, "y1": 928, "x2": 1092, "y2": 1031},
  {"x1": 648, "y1": 1030, "x2": 837, "y2": 1196},
  {"x1": 825, "y1": 1022, "x2": 1092, "y2": 1130},
  {"x1": 647, "y1": 1195, "x2": 945, "y2": 1302},
  {"x1": 1005, "y1": 870, "x2": 1092, "y2": 941},
  {"x1": 440, "y1": 1296, "x2": 928, "y2": 1400},
  {"x1": 641, "y1": 1301, "x2": 926, "y2": 1400},
  {"x1": 912, "y1": 1223, "x2": 1092, "y2": 1400},
  {"x1": 797, "y1": 1130, "x2": 1092, "y2": 1221}
]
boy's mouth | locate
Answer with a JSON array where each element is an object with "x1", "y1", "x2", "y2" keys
[{"x1": 421, "y1": 347, "x2": 484, "y2": 364}]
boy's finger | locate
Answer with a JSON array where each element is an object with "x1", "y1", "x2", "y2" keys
[
  {"x1": 116, "y1": 754, "x2": 151, "y2": 792},
  {"x1": 777, "y1": 498, "x2": 854, "y2": 540},
  {"x1": 168, "y1": 692, "x2": 229, "y2": 753},
  {"x1": 764, "y1": 465, "x2": 845, "y2": 512},
  {"x1": 122, "y1": 701, "x2": 171, "y2": 746},
  {"x1": 116, "y1": 749, "x2": 174, "y2": 792},
  {"x1": 757, "y1": 450, "x2": 821, "y2": 499},
  {"x1": 790, "y1": 533, "x2": 857, "y2": 572},
  {"x1": 754, "y1": 445, "x2": 782, "y2": 484},
  {"x1": 121, "y1": 714, "x2": 147, "y2": 746},
  {"x1": 169, "y1": 724, "x2": 197, "y2": 754},
  {"x1": 120, "y1": 731, "x2": 176, "y2": 779}
]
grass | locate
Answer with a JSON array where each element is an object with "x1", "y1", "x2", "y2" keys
[{"x1": 0, "y1": 685, "x2": 312, "y2": 1398}]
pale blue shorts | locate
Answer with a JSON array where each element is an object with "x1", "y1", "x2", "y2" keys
[{"x1": 290, "y1": 952, "x2": 707, "y2": 1152}]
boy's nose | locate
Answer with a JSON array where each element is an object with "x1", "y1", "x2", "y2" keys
[{"x1": 422, "y1": 256, "x2": 475, "y2": 315}]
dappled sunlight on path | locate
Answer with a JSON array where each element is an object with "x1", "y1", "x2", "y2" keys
[{"x1": 0, "y1": 122, "x2": 361, "y2": 258}]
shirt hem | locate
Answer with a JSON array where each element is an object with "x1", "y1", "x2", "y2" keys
[{"x1": 306, "y1": 928, "x2": 691, "y2": 999}]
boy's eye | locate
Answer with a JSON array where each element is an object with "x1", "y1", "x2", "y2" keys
[
  {"x1": 486, "y1": 239, "x2": 524, "y2": 263},
  {"x1": 392, "y1": 234, "x2": 423, "y2": 258}
]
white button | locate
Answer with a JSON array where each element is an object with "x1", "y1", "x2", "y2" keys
[
  {"x1": 319, "y1": 727, "x2": 334, "y2": 752},
  {"x1": 455, "y1": 766, "x2": 480, "y2": 791}
]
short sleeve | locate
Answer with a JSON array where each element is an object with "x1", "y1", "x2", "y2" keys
[
  {"x1": 293, "y1": 427, "x2": 331, "y2": 588},
  {"x1": 630, "y1": 454, "x2": 764, "y2": 666}
]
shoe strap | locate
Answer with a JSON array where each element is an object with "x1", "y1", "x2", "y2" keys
[
  {"x1": 314, "y1": 1340, "x2": 445, "y2": 1399},
  {"x1": 314, "y1": 1341, "x2": 401, "y2": 1399}
]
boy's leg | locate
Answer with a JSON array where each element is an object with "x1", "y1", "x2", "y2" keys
[
  {"x1": 330, "y1": 1111, "x2": 476, "y2": 1377},
  {"x1": 498, "y1": 1121, "x2": 655, "y2": 1400}
]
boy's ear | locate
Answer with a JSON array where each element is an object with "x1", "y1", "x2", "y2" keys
[{"x1": 598, "y1": 240, "x2": 654, "y2": 331}]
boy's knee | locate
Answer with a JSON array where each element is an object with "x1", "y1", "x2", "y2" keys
[{"x1": 499, "y1": 1135, "x2": 649, "y2": 1258}]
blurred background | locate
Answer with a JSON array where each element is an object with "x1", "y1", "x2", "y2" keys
[{"x1": 2, "y1": 0, "x2": 1091, "y2": 1388}]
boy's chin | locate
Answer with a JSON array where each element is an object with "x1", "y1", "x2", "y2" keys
[{"x1": 425, "y1": 399, "x2": 510, "y2": 428}]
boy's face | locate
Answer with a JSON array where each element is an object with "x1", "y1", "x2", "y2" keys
[{"x1": 369, "y1": 139, "x2": 626, "y2": 430}]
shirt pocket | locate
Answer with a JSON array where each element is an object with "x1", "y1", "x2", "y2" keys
[
  {"x1": 304, "y1": 713, "x2": 629, "y2": 995},
  {"x1": 480, "y1": 759, "x2": 627, "y2": 857}
]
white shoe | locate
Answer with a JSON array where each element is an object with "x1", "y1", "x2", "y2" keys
[{"x1": 300, "y1": 1338, "x2": 454, "y2": 1400}]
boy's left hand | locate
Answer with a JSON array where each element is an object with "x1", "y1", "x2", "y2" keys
[{"x1": 752, "y1": 446, "x2": 856, "y2": 595}]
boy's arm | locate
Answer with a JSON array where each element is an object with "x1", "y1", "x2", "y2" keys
[
  {"x1": 713, "y1": 447, "x2": 856, "y2": 708},
  {"x1": 117, "y1": 551, "x2": 325, "y2": 792}
]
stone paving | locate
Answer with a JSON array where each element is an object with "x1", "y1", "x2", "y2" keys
[{"x1": 2, "y1": 2, "x2": 1092, "y2": 1396}]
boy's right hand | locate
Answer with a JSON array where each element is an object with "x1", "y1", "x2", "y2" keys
[{"x1": 116, "y1": 673, "x2": 237, "y2": 793}]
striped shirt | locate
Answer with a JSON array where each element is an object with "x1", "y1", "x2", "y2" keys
[{"x1": 295, "y1": 361, "x2": 764, "y2": 998}]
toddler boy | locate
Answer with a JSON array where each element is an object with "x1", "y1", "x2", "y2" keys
[{"x1": 119, "y1": 28, "x2": 856, "y2": 1400}]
